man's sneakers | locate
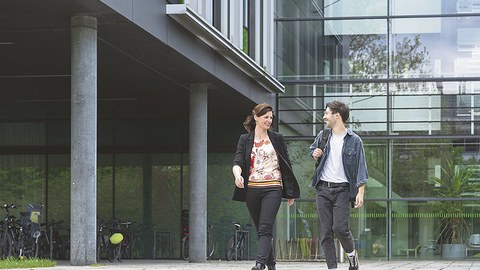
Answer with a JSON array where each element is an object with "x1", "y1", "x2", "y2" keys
[{"x1": 347, "y1": 250, "x2": 359, "y2": 270}]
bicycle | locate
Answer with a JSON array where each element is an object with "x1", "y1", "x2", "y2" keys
[
  {"x1": 226, "y1": 222, "x2": 252, "y2": 261},
  {"x1": 181, "y1": 224, "x2": 214, "y2": 260},
  {"x1": 38, "y1": 219, "x2": 70, "y2": 260},
  {"x1": 97, "y1": 217, "x2": 123, "y2": 262},
  {"x1": 17, "y1": 203, "x2": 43, "y2": 259},
  {"x1": 116, "y1": 220, "x2": 133, "y2": 260},
  {"x1": 0, "y1": 203, "x2": 19, "y2": 258}
]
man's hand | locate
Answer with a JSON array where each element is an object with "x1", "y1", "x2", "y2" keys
[
  {"x1": 354, "y1": 185, "x2": 365, "y2": 208},
  {"x1": 312, "y1": 148, "x2": 324, "y2": 160},
  {"x1": 287, "y1": 199, "x2": 295, "y2": 206}
]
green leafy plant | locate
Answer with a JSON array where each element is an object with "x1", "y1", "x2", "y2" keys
[{"x1": 430, "y1": 159, "x2": 479, "y2": 244}]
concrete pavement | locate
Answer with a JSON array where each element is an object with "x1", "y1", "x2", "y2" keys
[{"x1": 17, "y1": 259, "x2": 480, "y2": 270}]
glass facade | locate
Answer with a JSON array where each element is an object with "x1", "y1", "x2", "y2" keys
[{"x1": 275, "y1": 0, "x2": 480, "y2": 260}]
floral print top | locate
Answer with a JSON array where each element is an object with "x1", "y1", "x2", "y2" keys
[{"x1": 248, "y1": 138, "x2": 282, "y2": 188}]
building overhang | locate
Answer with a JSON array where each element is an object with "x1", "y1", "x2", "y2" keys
[{"x1": 166, "y1": 4, "x2": 284, "y2": 94}]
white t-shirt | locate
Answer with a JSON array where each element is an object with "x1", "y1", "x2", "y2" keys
[{"x1": 320, "y1": 131, "x2": 348, "y2": 183}]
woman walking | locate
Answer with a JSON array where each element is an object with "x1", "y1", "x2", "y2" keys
[{"x1": 232, "y1": 103, "x2": 300, "y2": 270}]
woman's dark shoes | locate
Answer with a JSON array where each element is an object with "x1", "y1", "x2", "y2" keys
[
  {"x1": 251, "y1": 262, "x2": 265, "y2": 270},
  {"x1": 267, "y1": 264, "x2": 276, "y2": 270}
]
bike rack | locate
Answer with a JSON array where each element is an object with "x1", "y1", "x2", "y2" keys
[{"x1": 153, "y1": 229, "x2": 171, "y2": 259}]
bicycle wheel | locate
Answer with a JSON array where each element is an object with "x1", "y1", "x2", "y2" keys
[
  {"x1": 0, "y1": 231, "x2": 13, "y2": 258},
  {"x1": 37, "y1": 232, "x2": 50, "y2": 259},
  {"x1": 17, "y1": 233, "x2": 26, "y2": 259},
  {"x1": 226, "y1": 236, "x2": 236, "y2": 261},
  {"x1": 237, "y1": 236, "x2": 245, "y2": 260},
  {"x1": 23, "y1": 236, "x2": 39, "y2": 258},
  {"x1": 97, "y1": 235, "x2": 108, "y2": 261},
  {"x1": 181, "y1": 235, "x2": 189, "y2": 260},
  {"x1": 207, "y1": 232, "x2": 215, "y2": 259},
  {"x1": 107, "y1": 243, "x2": 122, "y2": 262},
  {"x1": 121, "y1": 241, "x2": 131, "y2": 259}
]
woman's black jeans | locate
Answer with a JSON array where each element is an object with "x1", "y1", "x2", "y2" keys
[{"x1": 245, "y1": 187, "x2": 282, "y2": 266}]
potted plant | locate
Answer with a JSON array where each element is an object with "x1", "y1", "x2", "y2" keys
[{"x1": 430, "y1": 158, "x2": 479, "y2": 259}]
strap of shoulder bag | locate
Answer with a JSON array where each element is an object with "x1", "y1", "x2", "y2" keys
[{"x1": 314, "y1": 128, "x2": 331, "y2": 167}]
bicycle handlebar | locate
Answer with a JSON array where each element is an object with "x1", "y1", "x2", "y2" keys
[
  {"x1": 1, "y1": 203, "x2": 18, "y2": 211},
  {"x1": 232, "y1": 222, "x2": 253, "y2": 230}
]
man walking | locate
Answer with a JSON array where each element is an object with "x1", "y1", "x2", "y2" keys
[{"x1": 310, "y1": 101, "x2": 368, "y2": 270}]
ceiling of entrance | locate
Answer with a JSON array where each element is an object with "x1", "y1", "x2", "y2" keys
[{"x1": 0, "y1": 0, "x2": 256, "y2": 123}]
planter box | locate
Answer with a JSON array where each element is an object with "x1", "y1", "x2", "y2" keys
[{"x1": 441, "y1": 244, "x2": 466, "y2": 259}]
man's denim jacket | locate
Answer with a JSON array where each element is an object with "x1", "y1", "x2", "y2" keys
[{"x1": 309, "y1": 128, "x2": 368, "y2": 200}]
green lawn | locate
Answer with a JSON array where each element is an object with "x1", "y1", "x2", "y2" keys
[{"x1": 0, "y1": 257, "x2": 56, "y2": 269}]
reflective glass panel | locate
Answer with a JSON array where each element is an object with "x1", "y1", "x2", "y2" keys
[
  {"x1": 392, "y1": 0, "x2": 441, "y2": 16},
  {"x1": 277, "y1": 0, "x2": 387, "y2": 18},
  {"x1": 47, "y1": 154, "x2": 70, "y2": 223},
  {"x1": 276, "y1": 20, "x2": 387, "y2": 79},
  {"x1": 0, "y1": 154, "x2": 45, "y2": 209},
  {"x1": 279, "y1": 87, "x2": 389, "y2": 136},
  {"x1": 392, "y1": 200, "x2": 480, "y2": 259},
  {"x1": 364, "y1": 140, "x2": 388, "y2": 199},
  {"x1": 390, "y1": 82, "x2": 480, "y2": 135},
  {"x1": 391, "y1": 16, "x2": 480, "y2": 78},
  {"x1": 392, "y1": 200, "x2": 439, "y2": 259},
  {"x1": 392, "y1": 0, "x2": 478, "y2": 15},
  {"x1": 392, "y1": 139, "x2": 480, "y2": 198},
  {"x1": 353, "y1": 201, "x2": 387, "y2": 259}
]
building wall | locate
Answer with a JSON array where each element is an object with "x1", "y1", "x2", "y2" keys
[{"x1": 0, "y1": 0, "x2": 278, "y2": 261}]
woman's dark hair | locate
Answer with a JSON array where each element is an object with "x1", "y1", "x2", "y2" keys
[
  {"x1": 243, "y1": 103, "x2": 273, "y2": 132},
  {"x1": 326, "y1": 100, "x2": 350, "y2": 123}
]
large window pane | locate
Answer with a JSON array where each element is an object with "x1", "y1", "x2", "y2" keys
[
  {"x1": 279, "y1": 87, "x2": 389, "y2": 136},
  {"x1": 392, "y1": 199, "x2": 480, "y2": 259},
  {"x1": 324, "y1": 0, "x2": 387, "y2": 17},
  {"x1": 277, "y1": 0, "x2": 387, "y2": 18},
  {"x1": 392, "y1": 139, "x2": 480, "y2": 198},
  {"x1": 151, "y1": 153, "x2": 182, "y2": 258},
  {"x1": 207, "y1": 153, "x2": 251, "y2": 260},
  {"x1": 392, "y1": 0, "x2": 441, "y2": 16},
  {"x1": 391, "y1": 16, "x2": 480, "y2": 78},
  {"x1": 364, "y1": 140, "x2": 388, "y2": 199},
  {"x1": 276, "y1": 20, "x2": 388, "y2": 79},
  {"x1": 97, "y1": 154, "x2": 113, "y2": 219},
  {"x1": 390, "y1": 82, "x2": 480, "y2": 135},
  {"x1": 392, "y1": 201, "x2": 439, "y2": 259},
  {"x1": 354, "y1": 201, "x2": 387, "y2": 259},
  {"x1": 47, "y1": 154, "x2": 70, "y2": 223},
  {"x1": 0, "y1": 154, "x2": 45, "y2": 211}
]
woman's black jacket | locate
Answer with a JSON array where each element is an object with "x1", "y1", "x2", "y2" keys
[{"x1": 232, "y1": 130, "x2": 300, "y2": 202}]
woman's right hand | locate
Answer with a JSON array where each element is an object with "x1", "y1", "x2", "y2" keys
[
  {"x1": 235, "y1": 175, "x2": 245, "y2": 188},
  {"x1": 232, "y1": 165, "x2": 244, "y2": 188}
]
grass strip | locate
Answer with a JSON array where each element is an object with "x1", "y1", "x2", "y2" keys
[{"x1": 0, "y1": 257, "x2": 56, "y2": 269}]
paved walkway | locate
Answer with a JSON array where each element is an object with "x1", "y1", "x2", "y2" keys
[{"x1": 17, "y1": 259, "x2": 480, "y2": 270}]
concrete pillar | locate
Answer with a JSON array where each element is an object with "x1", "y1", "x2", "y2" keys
[
  {"x1": 70, "y1": 15, "x2": 97, "y2": 266},
  {"x1": 143, "y1": 154, "x2": 153, "y2": 257},
  {"x1": 189, "y1": 84, "x2": 208, "y2": 262}
]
